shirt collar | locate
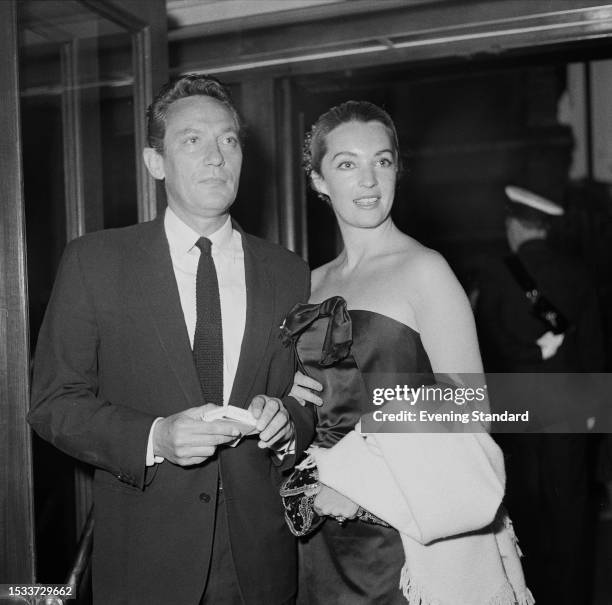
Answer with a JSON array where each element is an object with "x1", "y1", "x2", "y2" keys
[{"x1": 164, "y1": 207, "x2": 235, "y2": 258}]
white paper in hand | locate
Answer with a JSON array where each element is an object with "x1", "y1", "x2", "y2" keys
[{"x1": 202, "y1": 405, "x2": 259, "y2": 447}]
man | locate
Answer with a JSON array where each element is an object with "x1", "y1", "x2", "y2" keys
[
  {"x1": 475, "y1": 186, "x2": 604, "y2": 605},
  {"x1": 28, "y1": 75, "x2": 315, "y2": 605}
]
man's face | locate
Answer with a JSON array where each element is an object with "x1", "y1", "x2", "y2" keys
[
  {"x1": 505, "y1": 216, "x2": 525, "y2": 252},
  {"x1": 155, "y1": 95, "x2": 242, "y2": 224}
]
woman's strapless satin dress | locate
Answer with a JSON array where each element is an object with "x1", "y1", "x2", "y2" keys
[{"x1": 281, "y1": 296, "x2": 435, "y2": 605}]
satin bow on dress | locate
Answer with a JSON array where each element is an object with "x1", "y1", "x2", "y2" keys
[
  {"x1": 281, "y1": 296, "x2": 369, "y2": 448},
  {"x1": 280, "y1": 295, "x2": 352, "y2": 366}
]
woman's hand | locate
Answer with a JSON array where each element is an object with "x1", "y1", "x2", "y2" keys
[
  {"x1": 289, "y1": 371, "x2": 323, "y2": 407},
  {"x1": 313, "y1": 484, "x2": 359, "y2": 522}
]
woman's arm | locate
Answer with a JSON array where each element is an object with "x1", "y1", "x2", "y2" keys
[
  {"x1": 408, "y1": 249, "x2": 483, "y2": 374},
  {"x1": 312, "y1": 251, "x2": 505, "y2": 541}
]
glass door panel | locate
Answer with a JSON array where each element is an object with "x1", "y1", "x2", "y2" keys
[{"x1": 16, "y1": 0, "x2": 167, "y2": 585}]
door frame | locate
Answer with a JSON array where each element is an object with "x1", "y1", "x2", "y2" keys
[{"x1": 0, "y1": 0, "x2": 168, "y2": 583}]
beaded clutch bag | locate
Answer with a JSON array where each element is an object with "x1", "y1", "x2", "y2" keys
[
  {"x1": 279, "y1": 466, "x2": 323, "y2": 537},
  {"x1": 280, "y1": 463, "x2": 389, "y2": 536}
]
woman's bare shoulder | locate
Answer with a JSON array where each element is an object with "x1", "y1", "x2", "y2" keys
[
  {"x1": 389, "y1": 238, "x2": 464, "y2": 312},
  {"x1": 394, "y1": 237, "x2": 450, "y2": 280}
]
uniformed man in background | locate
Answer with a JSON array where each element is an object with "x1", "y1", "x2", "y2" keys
[{"x1": 475, "y1": 185, "x2": 605, "y2": 605}]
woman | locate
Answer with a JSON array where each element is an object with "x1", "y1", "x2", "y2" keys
[{"x1": 281, "y1": 101, "x2": 533, "y2": 605}]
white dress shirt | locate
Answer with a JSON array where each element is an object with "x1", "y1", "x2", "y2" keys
[
  {"x1": 146, "y1": 207, "x2": 246, "y2": 465},
  {"x1": 165, "y1": 206, "x2": 246, "y2": 396}
]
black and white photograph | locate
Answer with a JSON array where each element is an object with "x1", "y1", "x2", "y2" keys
[{"x1": 2, "y1": 1, "x2": 612, "y2": 604}]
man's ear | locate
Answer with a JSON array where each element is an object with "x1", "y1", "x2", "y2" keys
[
  {"x1": 143, "y1": 147, "x2": 165, "y2": 180},
  {"x1": 310, "y1": 172, "x2": 329, "y2": 198}
]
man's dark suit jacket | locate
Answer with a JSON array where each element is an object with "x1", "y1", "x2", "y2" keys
[{"x1": 28, "y1": 214, "x2": 314, "y2": 605}]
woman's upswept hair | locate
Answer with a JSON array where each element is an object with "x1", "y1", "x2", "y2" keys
[{"x1": 146, "y1": 74, "x2": 244, "y2": 153}]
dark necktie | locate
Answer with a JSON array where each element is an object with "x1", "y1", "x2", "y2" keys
[{"x1": 193, "y1": 237, "x2": 223, "y2": 406}]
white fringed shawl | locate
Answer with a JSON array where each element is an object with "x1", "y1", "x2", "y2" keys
[{"x1": 310, "y1": 429, "x2": 535, "y2": 605}]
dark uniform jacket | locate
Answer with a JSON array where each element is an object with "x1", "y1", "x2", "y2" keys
[
  {"x1": 476, "y1": 238, "x2": 604, "y2": 373},
  {"x1": 475, "y1": 238, "x2": 605, "y2": 431}
]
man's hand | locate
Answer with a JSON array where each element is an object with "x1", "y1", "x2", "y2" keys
[
  {"x1": 313, "y1": 485, "x2": 359, "y2": 521},
  {"x1": 249, "y1": 395, "x2": 294, "y2": 450},
  {"x1": 289, "y1": 371, "x2": 323, "y2": 407},
  {"x1": 153, "y1": 404, "x2": 241, "y2": 466}
]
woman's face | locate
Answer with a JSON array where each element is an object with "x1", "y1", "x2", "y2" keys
[{"x1": 312, "y1": 120, "x2": 397, "y2": 230}]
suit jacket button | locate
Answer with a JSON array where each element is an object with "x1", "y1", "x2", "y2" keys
[{"x1": 199, "y1": 492, "x2": 211, "y2": 503}]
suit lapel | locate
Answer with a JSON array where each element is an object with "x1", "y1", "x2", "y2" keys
[
  {"x1": 131, "y1": 218, "x2": 275, "y2": 411},
  {"x1": 229, "y1": 231, "x2": 275, "y2": 408},
  {"x1": 133, "y1": 217, "x2": 203, "y2": 411}
]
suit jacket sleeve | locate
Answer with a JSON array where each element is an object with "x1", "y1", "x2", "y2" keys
[
  {"x1": 276, "y1": 262, "x2": 316, "y2": 470},
  {"x1": 28, "y1": 239, "x2": 155, "y2": 489}
]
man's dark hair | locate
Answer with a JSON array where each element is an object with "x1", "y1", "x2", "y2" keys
[{"x1": 146, "y1": 74, "x2": 244, "y2": 153}]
